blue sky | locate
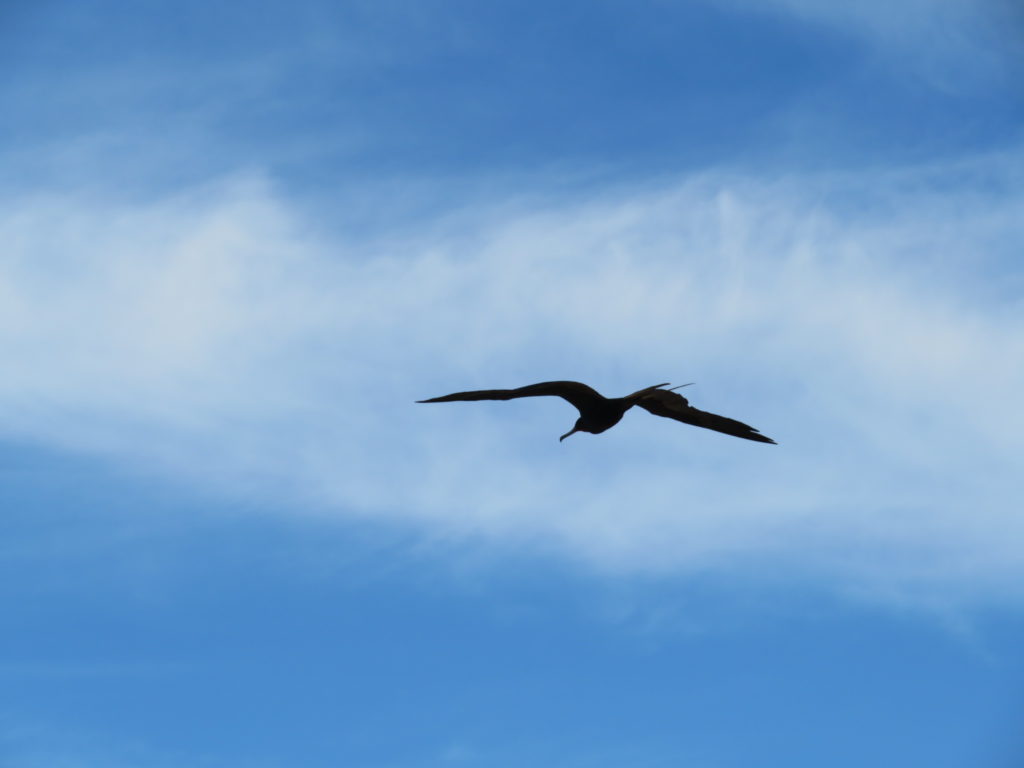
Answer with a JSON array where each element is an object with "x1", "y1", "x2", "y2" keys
[{"x1": 2, "y1": 1, "x2": 1024, "y2": 766}]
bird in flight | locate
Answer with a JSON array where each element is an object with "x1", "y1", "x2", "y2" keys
[{"x1": 418, "y1": 381, "x2": 776, "y2": 444}]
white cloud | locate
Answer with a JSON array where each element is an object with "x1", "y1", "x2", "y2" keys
[
  {"x1": 2, "y1": 153, "x2": 1023, "y2": 604},
  {"x1": 726, "y1": 0, "x2": 1022, "y2": 89}
]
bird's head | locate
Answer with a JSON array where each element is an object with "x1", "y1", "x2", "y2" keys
[{"x1": 559, "y1": 419, "x2": 583, "y2": 442}]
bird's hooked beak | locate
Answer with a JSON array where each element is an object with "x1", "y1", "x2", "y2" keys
[{"x1": 559, "y1": 427, "x2": 580, "y2": 442}]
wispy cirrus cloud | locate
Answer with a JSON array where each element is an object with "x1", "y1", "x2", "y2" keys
[
  {"x1": 727, "y1": 0, "x2": 1024, "y2": 89},
  {"x1": 2, "y1": 149, "x2": 1022, "y2": 604}
]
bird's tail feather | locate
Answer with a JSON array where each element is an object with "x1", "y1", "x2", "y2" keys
[{"x1": 624, "y1": 382, "x2": 671, "y2": 401}]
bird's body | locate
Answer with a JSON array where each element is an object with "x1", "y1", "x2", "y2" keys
[{"x1": 418, "y1": 380, "x2": 776, "y2": 444}]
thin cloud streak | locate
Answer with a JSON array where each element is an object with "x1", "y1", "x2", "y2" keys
[
  {"x1": 2, "y1": 153, "x2": 1022, "y2": 603},
  {"x1": 725, "y1": 0, "x2": 1023, "y2": 89}
]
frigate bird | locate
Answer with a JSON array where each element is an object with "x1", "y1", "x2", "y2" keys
[{"x1": 417, "y1": 381, "x2": 776, "y2": 444}]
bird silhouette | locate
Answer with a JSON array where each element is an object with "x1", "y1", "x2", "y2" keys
[{"x1": 418, "y1": 381, "x2": 776, "y2": 444}]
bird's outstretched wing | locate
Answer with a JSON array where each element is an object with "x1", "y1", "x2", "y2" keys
[
  {"x1": 635, "y1": 389, "x2": 776, "y2": 444},
  {"x1": 418, "y1": 381, "x2": 605, "y2": 414}
]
